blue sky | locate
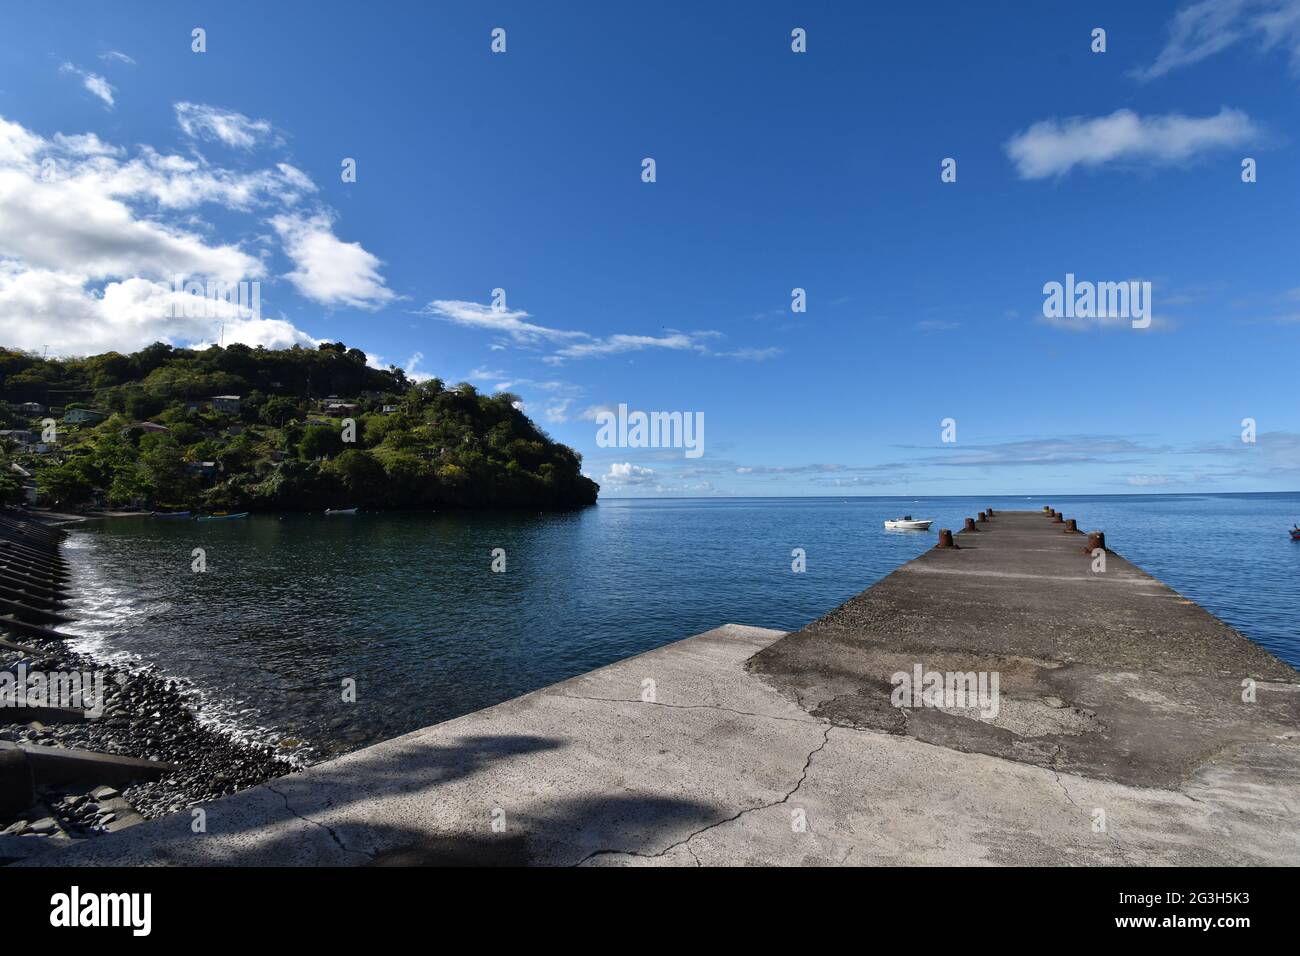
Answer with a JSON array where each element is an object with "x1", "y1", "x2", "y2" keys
[{"x1": 1, "y1": 1, "x2": 1297, "y2": 496}]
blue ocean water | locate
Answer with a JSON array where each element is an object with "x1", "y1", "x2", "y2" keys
[{"x1": 57, "y1": 494, "x2": 1300, "y2": 757}]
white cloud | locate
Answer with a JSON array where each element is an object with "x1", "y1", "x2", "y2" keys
[
  {"x1": 60, "y1": 63, "x2": 115, "y2": 109},
  {"x1": 543, "y1": 398, "x2": 572, "y2": 423},
  {"x1": 0, "y1": 113, "x2": 360, "y2": 355},
  {"x1": 604, "y1": 462, "x2": 656, "y2": 485},
  {"x1": 1136, "y1": 0, "x2": 1300, "y2": 81},
  {"x1": 422, "y1": 299, "x2": 586, "y2": 342},
  {"x1": 1005, "y1": 108, "x2": 1258, "y2": 179},
  {"x1": 270, "y1": 212, "x2": 395, "y2": 309},
  {"x1": 547, "y1": 332, "x2": 707, "y2": 363},
  {"x1": 100, "y1": 51, "x2": 136, "y2": 66},
  {"x1": 716, "y1": 345, "x2": 783, "y2": 360},
  {"x1": 1126, "y1": 474, "x2": 1176, "y2": 487},
  {"x1": 175, "y1": 102, "x2": 275, "y2": 150},
  {"x1": 51, "y1": 132, "x2": 123, "y2": 158},
  {"x1": 424, "y1": 298, "x2": 773, "y2": 365},
  {"x1": 403, "y1": 351, "x2": 436, "y2": 382},
  {"x1": 0, "y1": 116, "x2": 45, "y2": 169},
  {"x1": 85, "y1": 147, "x2": 314, "y2": 211},
  {"x1": 0, "y1": 169, "x2": 261, "y2": 281},
  {"x1": 0, "y1": 263, "x2": 316, "y2": 355}
]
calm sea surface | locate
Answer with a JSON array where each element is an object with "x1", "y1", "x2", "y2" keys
[{"x1": 58, "y1": 494, "x2": 1300, "y2": 758}]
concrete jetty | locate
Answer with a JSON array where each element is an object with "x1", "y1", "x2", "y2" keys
[{"x1": 23, "y1": 510, "x2": 1300, "y2": 866}]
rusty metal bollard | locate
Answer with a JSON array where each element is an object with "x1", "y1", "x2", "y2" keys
[
  {"x1": 935, "y1": 529, "x2": 957, "y2": 549},
  {"x1": 964, "y1": 517, "x2": 978, "y2": 532},
  {"x1": 1085, "y1": 531, "x2": 1106, "y2": 554},
  {"x1": 1063, "y1": 518, "x2": 1079, "y2": 533},
  {"x1": 986, "y1": 507, "x2": 995, "y2": 517},
  {"x1": 1053, "y1": 512, "x2": 1064, "y2": 523},
  {"x1": 977, "y1": 511, "x2": 988, "y2": 522}
]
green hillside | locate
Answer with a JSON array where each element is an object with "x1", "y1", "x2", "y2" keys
[{"x1": 0, "y1": 342, "x2": 599, "y2": 512}]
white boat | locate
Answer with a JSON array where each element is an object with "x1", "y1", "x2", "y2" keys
[
  {"x1": 325, "y1": 507, "x2": 359, "y2": 515},
  {"x1": 884, "y1": 515, "x2": 933, "y2": 531}
]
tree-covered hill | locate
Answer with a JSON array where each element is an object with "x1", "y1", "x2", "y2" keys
[{"x1": 0, "y1": 342, "x2": 599, "y2": 512}]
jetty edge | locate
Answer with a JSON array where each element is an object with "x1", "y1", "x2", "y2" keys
[{"x1": 21, "y1": 509, "x2": 1300, "y2": 866}]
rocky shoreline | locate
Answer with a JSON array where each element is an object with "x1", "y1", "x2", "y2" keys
[{"x1": 1, "y1": 635, "x2": 297, "y2": 855}]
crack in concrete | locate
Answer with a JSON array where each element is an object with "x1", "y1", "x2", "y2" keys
[
  {"x1": 1048, "y1": 744, "x2": 1131, "y2": 864},
  {"x1": 265, "y1": 784, "x2": 373, "y2": 862},
  {"x1": 555, "y1": 692, "x2": 817, "y2": 725},
  {"x1": 575, "y1": 724, "x2": 835, "y2": 866}
]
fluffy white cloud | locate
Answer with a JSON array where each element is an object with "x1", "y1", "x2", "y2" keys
[
  {"x1": 1006, "y1": 108, "x2": 1258, "y2": 179},
  {"x1": 604, "y1": 462, "x2": 656, "y2": 485},
  {"x1": 0, "y1": 169, "x2": 261, "y2": 281},
  {"x1": 175, "y1": 102, "x2": 275, "y2": 150},
  {"x1": 0, "y1": 112, "x2": 378, "y2": 356},
  {"x1": 60, "y1": 63, "x2": 115, "y2": 109},
  {"x1": 270, "y1": 212, "x2": 396, "y2": 309},
  {"x1": 100, "y1": 51, "x2": 136, "y2": 66},
  {"x1": 0, "y1": 263, "x2": 315, "y2": 354}
]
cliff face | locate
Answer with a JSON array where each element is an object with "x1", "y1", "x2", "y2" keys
[{"x1": 0, "y1": 343, "x2": 599, "y2": 512}]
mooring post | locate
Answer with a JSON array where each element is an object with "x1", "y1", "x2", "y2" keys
[
  {"x1": 935, "y1": 529, "x2": 957, "y2": 549},
  {"x1": 1085, "y1": 531, "x2": 1106, "y2": 553}
]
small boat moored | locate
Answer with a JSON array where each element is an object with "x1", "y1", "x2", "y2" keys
[
  {"x1": 196, "y1": 512, "x2": 249, "y2": 521},
  {"x1": 150, "y1": 510, "x2": 191, "y2": 519},
  {"x1": 325, "y1": 507, "x2": 359, "y2": 515},
  {"x1": 884, "y1": 515, "x2": 933, "y2": 531}
]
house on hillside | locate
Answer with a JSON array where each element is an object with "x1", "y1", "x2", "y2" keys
[
  {"x1": 211, "y1": 395, "x2": 241, "y2": 415},
  {"x1": 0, "y1": 429, "x2": 36, "y2": 448},
  {"x1": 18, "y1": 402, "x2": 45, "y2": 416},
  {"x1": 63, "y1": 408, "x2": 108, "y2": 425},
  {"x1": 121, "y1": 421, "x2": 170, "y2": 436}
]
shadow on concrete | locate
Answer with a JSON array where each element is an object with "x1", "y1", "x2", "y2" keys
[
  {"x1": 367, "y1": 794, "x2": 725, "y2": 866},
  {"x1": 43, "y1": 731, "x2": 733, "y2": 867}
]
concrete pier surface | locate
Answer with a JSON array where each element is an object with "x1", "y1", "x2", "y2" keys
[{"x1": 26, "y1": 511, "x2": 1300, "y2": 866}]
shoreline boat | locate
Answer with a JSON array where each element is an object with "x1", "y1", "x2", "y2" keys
[
  {"x1": 1291, "y1": 525, "x2": 1300, "y2": 541},
  {"x1": 150, "y1": 510, "x2": 191, "y2": 519},
  {"x1": 325, "y1": 507, "x2": 359, "y2": 515},
  {"x1": 196, "y1": 512, "x2": 249, "y2": 521},
  {"x1": 884, "y1": 515, "x2": 933, "y2": 531}
]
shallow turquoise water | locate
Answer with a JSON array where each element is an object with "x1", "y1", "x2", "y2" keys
[{"x1": 58, "y1": 494, "x2": 1300, "y2": 756}]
